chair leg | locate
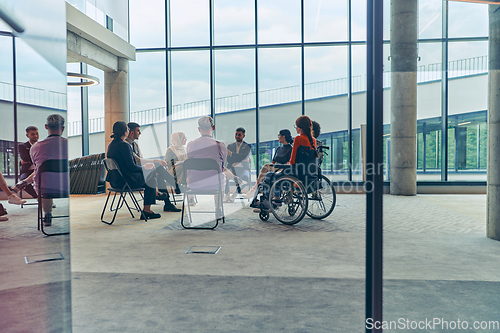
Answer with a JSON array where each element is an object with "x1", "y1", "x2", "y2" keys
[
  {"x1": 101, "y1": 191, "x2": 120, "y2": 225},
  {"x1": 181, "y1": 193, "x2": 219, "y2": 230}
]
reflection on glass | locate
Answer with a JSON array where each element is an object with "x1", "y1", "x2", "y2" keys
[
  {"x1": 170, "y1": 0, "x2": 210, "y2": 47},
  {"x1": 449, "y1": 2, "x2": 488, "y2": 38},
  {"x1": 130, "y1": 0, "x2": 165, "y2": 48},
  {"x1": 0, "y1": 36, "x2": 13, "y2": 176},
  {"x1": 304, "y1": 0, "x2": 348, "y2": 42},
  {"x1": 418, "y1": 0, "x2": 441, "y2": 39},
  {"x1": 305, "y1": 46, "x2": 348, "y2": 180},
  {"x1": 258, "y1": 47, "x2": 301, "y2": 170},
  {"x1": 2, "y1": 1, "x2": 71, "y2": 331},
  {"x1": 258, "y1": 0, "x2": 301, "y2": 44},
  {"x1": 214, "y1": 0, "x2": 254, "y2": 45}
]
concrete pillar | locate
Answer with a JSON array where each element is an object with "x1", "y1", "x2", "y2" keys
[
  {"x1": 104, "y1": 58, "x2": 129, "y2": 151},
  {"x1": 487, "y1": 5, "x2": 500, "y2": 241},
  {"x1": 390, "y1": 0, "x2": 418, "y2": 195}
]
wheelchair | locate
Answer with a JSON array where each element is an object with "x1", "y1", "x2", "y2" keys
[{"x1": 251, "y1": 145, "x2": 336, "y2": 225}]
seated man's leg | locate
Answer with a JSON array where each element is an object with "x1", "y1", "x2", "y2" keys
[
  {"x1": 42, "y1": 198, "x2": 53, "y2": 226},
  {"x1": 155, "y1": 164, "x2": 180, "y2": 193},
  {"x1": 20, "y1": 171, "x2": 37, "y2": 198},
  {"x1": 149, "y1": 165, "x2": 181, "y2": 212}
]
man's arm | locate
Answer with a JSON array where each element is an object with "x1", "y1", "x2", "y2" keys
[
  {"x1": 19, "y1": 143, "x2": 31, "y2": 164},
  {"x1": 229, "y1": 143, "x2": 251, "y2": 165}
]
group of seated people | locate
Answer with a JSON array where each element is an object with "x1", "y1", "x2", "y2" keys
[
  {"x1": 0, "y1": 112, "x2": 323, "y2": 224},
  {"x1": 1, "y1": 115, "x2": 67, "y2": 225},
  {"x1": 107, "y1": 114, "x2": 323, "y2": 220}
]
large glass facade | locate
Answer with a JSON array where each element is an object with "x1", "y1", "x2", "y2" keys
[
  {"x1": 4, "y1": 0, "x2": 491, "y2": 331},
  {"x1": 64, "y1": 0, "x2": 490, "y2": 185}
]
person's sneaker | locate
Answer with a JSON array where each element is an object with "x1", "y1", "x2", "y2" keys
[
  {"x1": 163, "y1": 203, "x2": 181, "y2": 212},
  {"x1": 0, "y1": 215, "x2": 8, "y2": 222},
  {"x1": 140, "y1": 211, "x2": 161, "y2": 220},
  {"x1": 223, "y1": 192, "x2": 232, "y2": 203},
  {"x1": 188, "y1": 197, "x2": 197, "y2": 206},
  {"x1": 8, "y1": 194, "x2": 27, "y2": 205},
  {"x1": 43, "y1": 213, "x2": 52, "y2": 226}
]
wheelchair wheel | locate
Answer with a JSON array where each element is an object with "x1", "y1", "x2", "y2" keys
[
  {"x1": 306, "y1": 175, "x2": 336, "y2": 220},
  {"x1": 269, "y1": 176, "x2": 308, "y2": 225},
  {"x1": 259, "y1": 210, "x2": 269, "y2": 221}
]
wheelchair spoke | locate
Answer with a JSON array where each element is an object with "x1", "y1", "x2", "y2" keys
[
  {"x1": 306, "y1": 175, "x2": 336, "y2": 220},
  {"x1": 270, "y1": 176, "x2": 308, "y2": 225}
]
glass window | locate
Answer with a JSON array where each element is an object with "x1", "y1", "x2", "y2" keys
[
  {"x1": 66, "y1": 62, "x2": 82, "y2": 154},
  {"x1": 448, "y1": 41, "x2": 488, "y2": 181},
  {"x1": 130, "y1": 0, "x2": 165, "y2": 48},
  {"x1": 304, "y1": 0, "x2": 348, "y2": 43},
  {"x1": 214, "y1": 49, "x2": 256, "y2": 173},
  {"x1": 171, "y1": 50, "x2": 211, "y2": 141},
  {"x1": 170, "y1": 0, "x2": 210, "y2": 47},
  {"x1": 351, "y1": 44, "x2": 366, "y2": 181},
  {"x1": 214, "y1": 0, "x2": 255, "y2": 45},
  {"x1": 257, "y1": 0, "x2": 301, "y2": 44},
  {"x1": 416, "y1": 42, "x2": 442, "y2": 181},
  {"x1": 449, "y1": 2, "x2": 488, "y2": 38},
  {"x1": 351, "y1": 0, "x2": 367, "y2": 42},
  {"x1": 87, "y1": 65, "x2": 105, "y2": 155},
  {"x1": 258, "y1": 47, "x2": 301, "y2": 169},
  {"x1": 418, "y1": 0, "x2": 442, "y2": 39},
  {"x1": 305, "y1": 46, "x2": 348, "y2": 180},
  {"x1": 130, "y1": 51, "x2": 167, "y2": 115}
]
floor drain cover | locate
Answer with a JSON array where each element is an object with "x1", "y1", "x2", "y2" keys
[
  {"x1": 25, "y1": 252, "x2": 65, "y2": 264},
  {"x1": 185, "y1": 246, "x2": 221, "y2": 254}
]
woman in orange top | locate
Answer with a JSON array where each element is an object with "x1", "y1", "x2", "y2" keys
[{"x1": 289, "y1": 115, "x2": 317, "y2": 165}]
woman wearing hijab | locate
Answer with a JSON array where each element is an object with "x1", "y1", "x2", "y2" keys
[{"x1": 165, "y1": 132, "x2": 188, "y2": 184}]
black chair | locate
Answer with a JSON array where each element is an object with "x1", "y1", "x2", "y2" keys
[
  {"x1": 180, "y1": 158, "x2": 225, "y2": 230},
  {"x1": 101, "y1": 158, "x2": 146, "y2": 225},
  {"x1": 36, "y1": 159, "x2": 70, "y2": 236}
]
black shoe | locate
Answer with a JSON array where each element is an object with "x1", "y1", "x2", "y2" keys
[
  {"x1": 249, "y1": 198, "x2": 260, "y2": 209},
  {"x1": 174, "y1": 187, "x2": 181, "y2": 194},
  {"x1": 163, "y1": 203, "x2": 181, "y2": 212},
  {"x1": 156, "y1": 193, "x2": 169, "y2": 201},
  {"x1": 0, "y1": 204, "x2": 7, "y2": 217},
  {"x1": 140, "y1": 211, "x2": 161, "y2": 220},
  {"x1": 43, "y1": 213, "x2": 52, "y2": 226}
]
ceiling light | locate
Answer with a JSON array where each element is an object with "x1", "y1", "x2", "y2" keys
[{"x1": 67, "y1": 72, "x2": 100, "y2": 87}]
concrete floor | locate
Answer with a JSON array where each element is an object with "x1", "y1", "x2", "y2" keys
[{"x1": 1, "y1": 193, "x2": 499, "y2": 332}]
